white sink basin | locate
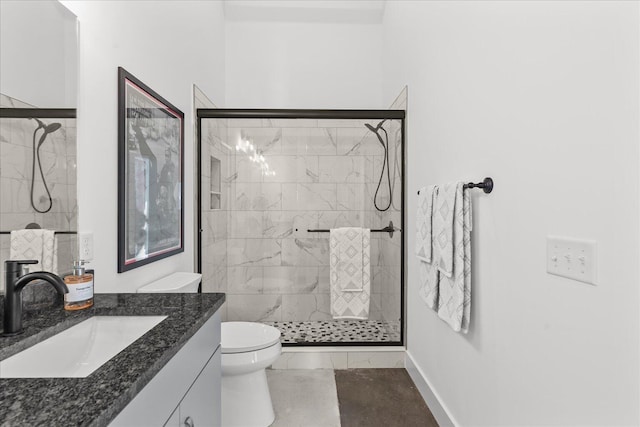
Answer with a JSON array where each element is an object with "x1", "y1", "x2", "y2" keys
[{"x1": 0, "y1": 316, "x2": 167, "y2": 378}]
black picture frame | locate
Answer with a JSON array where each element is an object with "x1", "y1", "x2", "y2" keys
[{"x1": 117, "y1": 67, "x2": 184, "y2": 273}]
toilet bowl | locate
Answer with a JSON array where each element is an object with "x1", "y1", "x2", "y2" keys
[{"x1": 221, "y1": 322, "x2": 282, "y2": 427}]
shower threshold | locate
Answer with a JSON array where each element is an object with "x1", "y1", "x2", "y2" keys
[{"x1": 262, "y1": 320, "x2": 401, "y2": 345}]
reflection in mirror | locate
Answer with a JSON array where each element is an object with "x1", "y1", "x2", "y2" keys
[{"x1": 0, "y1": 0, "x2": 78, "y2": 303}]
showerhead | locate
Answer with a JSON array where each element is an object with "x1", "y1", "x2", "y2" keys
[
  {"x1": 364, "y1": 119, "x2": 389, "y2": 148},
  {"x1": 45, "y1": 122, "x2": 62, "y2": 133},
  {"x1": 365, "y1": 119, "x2": 388, "y2": 132},
  {"x1": 31, "y1": 119, "x2": 62, "y2": 151},
  {"x1": 31, "y1": 118, "x2": 62, "y2": 134}
]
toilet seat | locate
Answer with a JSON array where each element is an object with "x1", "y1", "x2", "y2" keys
[
  {"x1": 221, "y1": 342, "x2": 282, "y2": 376},
  {"x1": 221, "y1": 322, "x2": 281, "y2": 354}
]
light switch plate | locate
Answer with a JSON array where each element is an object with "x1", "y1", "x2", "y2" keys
[{"x1": 547, "y1": 236, "x2": 597, "y2": 285}]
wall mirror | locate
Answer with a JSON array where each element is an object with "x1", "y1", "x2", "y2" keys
[{"x1": 0, "y1": 0, "x2": 79, "y2": 292}]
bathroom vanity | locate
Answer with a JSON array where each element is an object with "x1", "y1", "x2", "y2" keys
[{"x1": 0, "y1": 293, "x2": 225, "y2": 426}]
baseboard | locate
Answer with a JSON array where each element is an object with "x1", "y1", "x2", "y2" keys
[
  {"x1": 405, "y1": 351, "x2": 457, "y2": 427},
  {"x1": 272, "y1": 349, "x2": 405, "y2": 369}
]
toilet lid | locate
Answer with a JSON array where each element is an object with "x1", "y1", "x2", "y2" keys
[{"x1": 221, "y1": 322, "x2": 281, "y2": 354}]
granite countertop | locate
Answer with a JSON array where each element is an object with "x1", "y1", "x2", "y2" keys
[{"x1": 0, "y1": 292, "x2": 225, "y2": 427}]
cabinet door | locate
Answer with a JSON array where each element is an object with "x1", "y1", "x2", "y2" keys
[
  {"x1": 163, "y1": 408, "x2": 180, "y2": 427},
  {"x1": 179, "y1": 347, "x2": 221, "y2": 427},
  {"x1": 110, "y1": 312, "x2": 221, "y2": 427}
]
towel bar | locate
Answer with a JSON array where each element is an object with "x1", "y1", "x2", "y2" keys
[
  {"x1": 298, "y1": 221, "x2": 400, "y2": 238},
  {"x1": 417, "y1": 177, "x2": 493, "y2": 195},
  {"x1": 0, "y1": 231, "x2": 77, "y2": 235},
  {"x1": 0, "y1": 223, "x2": 77, "y2": 235}
]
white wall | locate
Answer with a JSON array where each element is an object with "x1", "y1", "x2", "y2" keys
[
  {"x1": 61, "y1": 0, "x2": 226, "y2": 292},
  {"x1": 225, "y1": 21, "x2": 383, "y2": 108},
  {"x1": 46, "y1": 1, "x2": 640, "y2": 421},
  {"x1": 383, "y1": 1, "x2": 639, "y2": 425}
]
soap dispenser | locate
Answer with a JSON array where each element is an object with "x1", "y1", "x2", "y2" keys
[{"x1": 63, "y1": 260, "x2": 94, "y2": 311}]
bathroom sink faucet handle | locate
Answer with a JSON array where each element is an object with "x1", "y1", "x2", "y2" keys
[
  {"x1": 6, "y1": 259, "x2": 38, "y2": 269},
  {"x1": 3, "y1": 259, "x2": 68, "y2": 337},
  {"x1": 5, "y1": 260, "x2": 39, "y2": 276}
]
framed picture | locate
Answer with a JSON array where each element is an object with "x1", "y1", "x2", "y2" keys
[{"x1": 117, "y1": 67, "x2": 184, "y2": 272}]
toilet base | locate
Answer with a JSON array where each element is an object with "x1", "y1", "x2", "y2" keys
[{"x1": 222, "y1": 369, "x2": 275, "y2": 427}]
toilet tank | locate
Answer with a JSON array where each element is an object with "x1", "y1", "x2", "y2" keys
[{"x1": 136, "y1": 272, "x2": 202, "y2": 294}]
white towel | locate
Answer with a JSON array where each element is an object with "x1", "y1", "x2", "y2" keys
[
  {"x1": 416, "y1": 185, "x2": 439, "y2": 309},
  {"x1": 418, "y1": 260, "x2": 440, "y2": 310},
  {"x1": 432, "y1": 182, "x2": 457, "y2": 277},
  {"x1": 10, "y1": 229, "x2": 57, "y2": 273},
  {"x1": 437, "y1": 182, "x2": 472, "y2": 333},
  {"x1": 330, "y1": 227, "x2": 371, "y2": 320},
  {"x1": 415, "y1": 185, "x2": 436, "y2": 263}
]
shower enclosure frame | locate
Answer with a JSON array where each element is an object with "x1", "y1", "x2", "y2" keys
[
  {"x1": 196, "y1": 109, "x2": 406, "y2": 347},
  {"x1": 0, "y1": 108, "x2": 76, "y2": 119}
]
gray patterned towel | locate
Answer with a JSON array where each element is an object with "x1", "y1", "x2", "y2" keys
[
  {"x1": 330, "y1": 227, "x2": 371, "y2": 320},
  {"x1": 418, "y1": 260, "x2": 440, "y2": 310},
  {"x1": 416, "y1": 185, "x2": 436, "y2": 263},
  {"x1": 10, "y1": 229, "x2": 57, "y2": 273},
  {"x1": 432, "y1": 182, "x2": 457, "y2": 277},
  {"x1": 437, "y1": 183, "x2": 472, "y2": 333}
]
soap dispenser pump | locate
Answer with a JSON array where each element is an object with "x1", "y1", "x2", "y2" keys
[{"x1": 63, "y1": 260, "x2": 94, "y2": 311}]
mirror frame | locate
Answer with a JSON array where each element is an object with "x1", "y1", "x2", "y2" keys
[{"x1": 117, "y1": 67, "x2": 185, "y2": 273}]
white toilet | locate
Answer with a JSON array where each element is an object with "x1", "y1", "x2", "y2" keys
[
  {"x1": 221, "y1": 322, "x2": 282, "y2": 427},
  {"x1": 137, "y1": 273, "x2": 282, "y2": 427}
]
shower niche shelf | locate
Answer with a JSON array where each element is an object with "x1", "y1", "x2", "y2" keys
[{"x1": 210, "y1": 156, "x2": 221, "y2": 210}]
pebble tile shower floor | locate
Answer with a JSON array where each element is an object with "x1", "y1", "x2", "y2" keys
[{"x1": 263, "y1": 320, "x2": 401, "y2": 344}]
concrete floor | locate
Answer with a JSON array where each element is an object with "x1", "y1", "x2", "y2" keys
[
  {"x1": 267, "y1": 368, "x2": 438, "y2": 427},
  {"x1": 268, "y1": 369, "x2": 341, "y2": 427},
  {"x1": 335, "y1": 369, "x2": 439, "y2": 427}
]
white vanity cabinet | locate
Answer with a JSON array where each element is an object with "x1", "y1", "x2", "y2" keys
[
  {"x1": 110, "y1": 312, "x2": 221, "y2": 427},
  {"x1": 169, "y1": 350, "x2": 221, "y2": 427}
]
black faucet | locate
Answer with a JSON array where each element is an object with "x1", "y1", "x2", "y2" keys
[{"x1": 3, "y1": 260, "x2": 68, "y2": 337}]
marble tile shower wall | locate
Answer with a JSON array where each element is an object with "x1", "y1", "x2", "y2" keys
[
  {"x1": 378, "y1": 88, "x2": 407, "y2": 325},
  {"x1": 371, "y1": 119, "x2": 402, "y2": 326},
  {"x1": 200, "y1": 117, "x2": 230, "y2": 306},
  {"x1": 0, "y1": 94, "x2": 77, "y2": 290},
  {"x1": 219, "y1": 118, "x2": 402, "y2": 324}
]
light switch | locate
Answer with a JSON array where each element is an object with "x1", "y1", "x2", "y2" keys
[{"x1": 547, "y1": 236, "x2": 597, "y2": 285}]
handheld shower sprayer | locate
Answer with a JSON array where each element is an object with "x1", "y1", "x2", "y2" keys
[
  {"x1": 33, "y1": 118, "x2": 62, "y2": 134},
  {"x1": 364, "y1": 119, "x2": 394, "y2": 212},
  {"x1": 29, "y1": 118, "x2": 62, "y2": 213}
]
